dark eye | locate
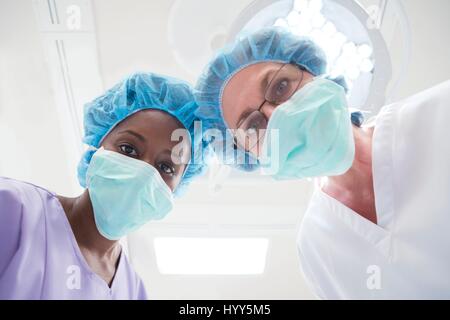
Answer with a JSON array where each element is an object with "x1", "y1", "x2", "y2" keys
[
  {"x1": 244, "y1": 113, "x2": 267, "y2": 132},
  {"x1": 119, "y1": 144, "x2": 138, "y2": 157},
  {"x1": 247, "y1": 120, "x2": 260, "y2": 131},
  {"x1": 158, "y1": 162, "x2": 175, "y2": 176},
  {"x1": 274, "y1": 79, "x2": 289, "y2": 97}
]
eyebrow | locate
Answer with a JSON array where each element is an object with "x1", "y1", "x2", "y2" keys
[
  {"x1": 236, "y1": 108, "x2": 254, "y2": 128},
  {"x1": 235, "y1": 69, "x2": 277, "y2": 128},
  {"x1": 117, "y1": 129, "x2": 146, "y2": 142}
]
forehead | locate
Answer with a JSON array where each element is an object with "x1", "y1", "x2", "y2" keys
[
  {"x1": 221, "y1": 62, "x2": 283, "y2": 128},
  {"x1": 111, "y1": 109, "x2": 191, "y2": 149},
  {"x1": 118, "y1": 108, "x2": 181, "y2": 128}
]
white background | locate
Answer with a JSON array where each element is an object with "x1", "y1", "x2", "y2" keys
[{"x1": 0, "y1": 0, "x2": 449, "y2": 299}]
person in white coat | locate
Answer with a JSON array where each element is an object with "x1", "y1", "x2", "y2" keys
[
  {"x1": 194, "y1": 27, "x2": 450, "y2": 299},
  {"x1": 298, "y1": 80, "x2": 450, "y2": 299}
]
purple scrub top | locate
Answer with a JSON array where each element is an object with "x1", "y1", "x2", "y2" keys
[{"x1": 0, "y1": 177, "x2": 148, "y2": 300}]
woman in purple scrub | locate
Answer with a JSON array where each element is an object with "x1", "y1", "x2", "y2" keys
[{"x1": 0, "y1": 72, "x2": 206, "y2": 299}]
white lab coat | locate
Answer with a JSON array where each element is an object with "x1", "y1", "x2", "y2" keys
[{"x1": 297, "y1": 81, "x2": 450, "y2": 299}]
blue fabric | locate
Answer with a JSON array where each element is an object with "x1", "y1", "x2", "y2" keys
[
  {"x1": 87, "y1": 148, "x2": 174, "y2": 240},
  {"x1": 78, "y1": 72, "x2": 207, "y2": 194},
  {"x1": 195, "y1": 27, "x2": 343, "y2": 171}
]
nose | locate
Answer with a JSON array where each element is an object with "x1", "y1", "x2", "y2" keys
[
  {"x1": 139, "y1": 152, "x2": 156, "y2": 168},
  {"x1": 260, "y1": 103, "x2": 276, "y2": 121}
]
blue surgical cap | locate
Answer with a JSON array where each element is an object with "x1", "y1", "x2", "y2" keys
[
  {"x1": 78, "y1": 72, "x2": 208, "y2": 195},
  {"x1": 195, "y1": 26, "x2": 345, "y2": 171}
]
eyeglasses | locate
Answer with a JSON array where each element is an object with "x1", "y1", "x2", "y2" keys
[{"x1": 233, "y1": 63, "x2": 305, "y2": 152}]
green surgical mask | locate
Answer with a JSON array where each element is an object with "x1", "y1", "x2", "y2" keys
[
  {"x1": 260, "y1": 77, "x2": 355, "y2": 179},
  {"x1": 86, "y1": 147, "x2": 174, "y2": 240}
]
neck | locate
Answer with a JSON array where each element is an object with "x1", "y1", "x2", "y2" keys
[
  {"x1": 60, "y1": 190, "x2": 120, "y2": 258},
  {"x1": 322, "y1": 125, "x2": 377, "y2": 223}
]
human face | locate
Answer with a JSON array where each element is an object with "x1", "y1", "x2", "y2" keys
[
  {"x1": 101, "y1": 109, "x2": 191, "y2": 191},
  {"x1": 222, "y1": 62, "x2": 314, "y2": 156}
]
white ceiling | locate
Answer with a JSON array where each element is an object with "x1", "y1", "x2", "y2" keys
[{"x1": 0, "y1": 0, "x2": 449, "y2": 299}]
